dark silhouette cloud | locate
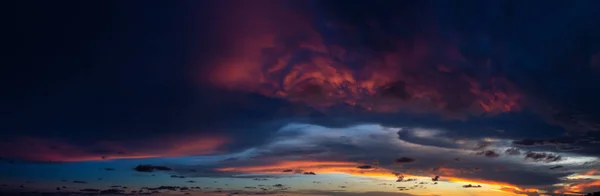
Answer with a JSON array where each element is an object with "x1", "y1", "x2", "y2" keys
[
  {"x1": 462, "y1": 184, "x2": 482, "y2": 188},
  {"x1": 394, "y1": 157, "x2": 416, "y2": 163},
  {"x1": 133, "y1": 165, "x2": 172, "y2": 172},
  {"x1": 549, "y1": 165, "x2": 564, "y2": 170}
]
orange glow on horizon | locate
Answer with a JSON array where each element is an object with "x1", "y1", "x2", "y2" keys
[
  {"x1": 216, "y1": 160, "x2": 402, "y2": 179},
  {"x1": 216, "y1": 160, "x2": 547, "y2": 195}
]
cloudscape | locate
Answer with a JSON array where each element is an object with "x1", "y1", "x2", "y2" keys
[{"x1": 3, "y1": 0, "x2": 600, "y2": 196}]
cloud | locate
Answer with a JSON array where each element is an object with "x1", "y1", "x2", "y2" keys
[
  {"x1": 204, "y1": 0, "x2": 522, "y2": 118},
  {"x1": 523, "y1": 151, "x2": 563, "y2": 163},
  {"x1": 462, "y1": 184, "x2": 482, "y2": 188},
  {"x1": 498, "y1": 187, "x2": 541, "y2": 196},
  {"x1": 167, "y1": 123, "x2": 600, "y2": 193},
  {"x1": 394, "y1": 157, "x2": 416, "y2": 163},
  {"x1": 505, "y1": 148, "x2": 521, "y2": 155},
  {"x1": 475, "y1": 150, "x2": 500, "y2": 158},
  {"x1": 0, "y1": 135, "x2": 227, "y2": 162},
  {"x1": 549, "y1": 165, "x2": 564, "y2": 170},
  {"x1": 133, "y1": 165, "x2": 172, "y2": 172},
  {"x1": 297, "y1": 190, "x2": 416, "y2": 196}
]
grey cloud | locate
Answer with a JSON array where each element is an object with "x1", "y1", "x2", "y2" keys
[
  {"x1": 168, "y1": 123, "x2": 599, "y2": 189},
  {"x1": 505, "y1": 148, "x2": 521, "y2": 155},
  {"x1": 524, "y1": 151, "x2": 563, "y2": 163}
]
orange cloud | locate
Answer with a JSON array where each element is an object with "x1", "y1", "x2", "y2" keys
[
  {"x1": 444, "y1": 176, "x2": 543, "y2": 195},
  {"x1": 555, "y1": 169, "x2": 600, "y2": 194},
  {"x1": 203, "y1": 1, "x2": 520, "y2": 116},
  {"x1": 0, "y1": 135, "x2": 228, "y2": 162},
  {"x1": 562, "y1": 179, "x2": 600, "y2": 193},
  {"x1": 585, "y1": 169, "x2": 598, "y2": 176},
  {"x1": 217, "y1": 160, "x2": 398, "y2": 178}
]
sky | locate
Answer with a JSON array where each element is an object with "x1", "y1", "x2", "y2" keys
[{"x1": 3, "y1": 0, "x2": 600, "y2": 195}]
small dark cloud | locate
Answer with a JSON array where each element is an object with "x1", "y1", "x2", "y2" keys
[
  {"x1": 357, "y1": 165, "x2": 373, "y2": 169},
  {"x1": 303, "y1": 172, "x2": 316, "y2": 175},
  {"x1": 524, "y1": 151, "x2": 563, "y2": 162},
  {"x1": 505, "y1": 148, "x2": 521, "y2": 155},
  {"x1": 476, "y1": 150, "x2": 500, "y2": 158},
  {"x1": 133, "y1": 165, "x2": 172, "y2": 172},
  {"x1": 170, "y1": 175, "x2": 185, "y2": 178},
  {"x1": 103, "y1": 168, "x2": 115, "y2": 171},
  {"x1": 513, "y1": 139, "x2": 546, "y2": 146},
  {"x1": 100, "y1": 189, "x2": 124, "y2": 194},
  {"x1": 432, "y1": 176, "x2": 439, "y2": 181},
  {"x1": 557, "y1": 145, "x2": 584, "y2": 151},
  {"x1": 282, "y1": 169, "x2": 293, "y2": 172},
  {"x1": 72, "y1": 181, "x2": 87, "y2": 184},
  {"x1": 513, "y1": 138, "x2": 576, "y2": 146},
  {"x1": 549, "y1": 165, "x2": 564, "y2": 170},
  {"x1": 397, "y1": 178, "x2": 417, "y2": 182},
  {"x1": 395, "y1": 157, "x2": 415, "y2": 163},
  {"x1": 144, "y1": 186, "x2": 179, "y2": 191},
  {"x1": 462, "y1": 184, "x2": 482, "y2": 188},
  {"x1": 80, "y1": 189, "x2": 100, "y2": 192}
]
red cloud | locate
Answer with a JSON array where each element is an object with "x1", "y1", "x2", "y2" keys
[
  {"x1": 202, "y1": 0, "x2": 520, "y2": 116},
  {"x1": 0, "y1": 135, "x2": 228, "y2": 162}
]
